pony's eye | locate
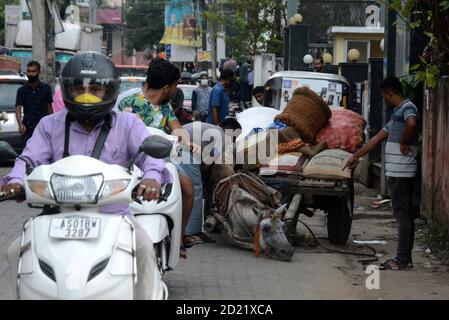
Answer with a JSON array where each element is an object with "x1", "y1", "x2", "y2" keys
[{"x1": 262, "y1": 224, "x2": 271, "y2": 232}]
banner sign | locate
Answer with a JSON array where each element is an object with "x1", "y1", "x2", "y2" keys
[
  {"x1": 160, "y1": 0, "x2": 202, "y2": 47},
  {"x1": 197, "y1": 51, "x2": 212, "y2": 62}
]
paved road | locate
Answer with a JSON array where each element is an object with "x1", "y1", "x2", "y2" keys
[{"x1": 1, "y1": 178, "x2": 449, "y2": 300}]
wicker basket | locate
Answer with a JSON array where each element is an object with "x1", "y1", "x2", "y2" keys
[{"x1": 275, "y1": 87, "x2": 331, "y2": 143}]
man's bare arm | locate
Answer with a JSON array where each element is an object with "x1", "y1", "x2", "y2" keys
[
  {"x1": 400, "y1": 116, "x2": 418, "y2": 155},
  {"x1": 211, "y1": 106, "x2": 220, "y2": 125},
  {"x1": 344, "y1": 130, "x2": 389, "y2": 169}
]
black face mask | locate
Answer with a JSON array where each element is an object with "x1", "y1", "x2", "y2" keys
[{"x1": 28, "y1": 75, "x2": 39, "y2": 83}]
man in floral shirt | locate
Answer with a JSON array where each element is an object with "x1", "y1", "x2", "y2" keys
[
  {"x1": 119, "y1": 89, "x2": 177, "y2": 131},
  {"x1": 118, "y1": 59, "x2": 200, "y2": 258}
]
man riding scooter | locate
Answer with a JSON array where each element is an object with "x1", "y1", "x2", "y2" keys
[{"x1": 1, "y1": 52, "x2": 171, "y2": 300}]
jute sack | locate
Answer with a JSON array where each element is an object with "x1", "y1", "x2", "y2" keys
[
  {"x1": 275, "y1": 87, "x2": 331, "y2": 143},
  {"x1": 302, "y1": 149, "x2": 352, "y2": 180}
]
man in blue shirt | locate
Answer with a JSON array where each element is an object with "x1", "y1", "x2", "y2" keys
[{"x1": 208, "y1": 69, "x2": 234, "y2": 125}]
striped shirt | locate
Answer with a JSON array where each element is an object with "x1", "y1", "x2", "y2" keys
[{"x1": 382, "y1": 99, "x2": 420, "y2": 178}]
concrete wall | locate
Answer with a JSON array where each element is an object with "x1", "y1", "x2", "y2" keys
[
  {"x1": 332, "y1": 34, "x2": 384, "y2": 64},
  {"x1": 422, "y1": 76, "x2": 449, "y2": 230}
]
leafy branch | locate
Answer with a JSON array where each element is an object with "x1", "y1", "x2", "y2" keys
[{"x1": 377, "y1": 0, "x2": 449, "y2": 88}]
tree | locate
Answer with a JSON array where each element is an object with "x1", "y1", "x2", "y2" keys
[
  {"x1": 204, "y1": 0, "x2": 287, "y2": 59},
  {"x1": 0, "y1": 0, "x2": 20, "y2": 46},
  {"x1": 124, "y1": 0, "x2": 165, "y2": 54},
  {"x1": 379, "y1": 0, "x2": 449, "y2": 88}
]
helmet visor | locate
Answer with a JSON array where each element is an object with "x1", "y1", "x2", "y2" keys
[{"x1": 61, "y1": 76, "x2": 120, "y2": 107}]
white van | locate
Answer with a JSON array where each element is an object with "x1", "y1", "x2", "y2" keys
[{"x1": 263, "y1": 71, "x2": 351, "y2": 111}]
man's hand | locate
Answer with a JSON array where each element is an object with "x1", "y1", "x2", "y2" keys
[
  {"x1": 400, "y1": 144, "x2": 412, "y2": 156},
  {"x1": 343, "y1": 156, "x2": 359, "y2": 170},
  {"x1": 19, "y1": 124, "x2": 26, "y2": 136},
  {"x1": 136, "y1": 179, "x2": 161, "y2": 202},
  {"x1": 0, "y1": 183, "x2": 25, "y2": 202}
]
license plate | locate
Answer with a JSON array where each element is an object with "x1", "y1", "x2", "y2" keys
[{"x1": 49, "y1": 217, "x2": 101, "y2": 240}]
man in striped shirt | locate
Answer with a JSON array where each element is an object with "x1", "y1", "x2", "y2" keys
[{"x1": 345, "y1": 76, "x2": 419, "y2": 270}]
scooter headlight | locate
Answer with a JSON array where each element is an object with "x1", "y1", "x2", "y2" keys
[{"x1": 50, "y1": 174, "x2": 103, "y2": 204}]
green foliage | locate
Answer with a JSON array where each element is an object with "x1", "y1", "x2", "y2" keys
[
  {"x1": 205, "y1": 0, "x2": 287, "y2": 58},
  {"x1": 378, "y1": 0, "x2": 449, "y2": 88},
  {"x1": 124, "y1": 0, "x2": 165, "y2": 54},
  {"x1": 422, "y1": 221, "x2": 449, "y2": 265}
]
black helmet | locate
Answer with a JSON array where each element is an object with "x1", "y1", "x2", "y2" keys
[{"x1": 60, "y1": 52, "x2": 120, "y2": 122}]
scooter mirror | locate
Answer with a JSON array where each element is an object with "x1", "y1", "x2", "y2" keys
[
  {"x1": 0, "y1": 141, "x2": 18, "y2": 160},
  {"x1": 140, "y1": 135, "x2": 173, "y2": 159}
]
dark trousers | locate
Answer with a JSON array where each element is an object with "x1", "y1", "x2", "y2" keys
[
  {"x1": 388, "y1": 176, "x2": 416, "y2": 264},
  {"x1": 21, "y1": 127, "x2": 35, "y2": 145},
  {"x1": 240, "y1": 81, "x2": 250, "y2": 102}
]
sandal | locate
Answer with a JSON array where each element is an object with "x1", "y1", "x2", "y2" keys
[
  {"x1": 183, "y1": 235, "x2": 203, "y2": 248},
  {"x1": 194, "y1": 232, "x2": 216, "y2": 243},
  {"x1": 379, "y1": 259, "x2": 408, "y2": 270},
  {"x1": 179, "y1": 246, "x2": 187, "y2": 259}
]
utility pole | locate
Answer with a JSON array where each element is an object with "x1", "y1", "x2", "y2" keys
[
  {"x1": 32, "y1": 0, "x2": 56, "y2": 91},
  {"x1": 209, "y1": 0, "x2": 218, "y2": 82},
  {"x1": 89, "y1": 0, "x2": 97, "y2": 25},
  {"x1": 121, "y1": 0, "x2": 125, "y2": 64}
]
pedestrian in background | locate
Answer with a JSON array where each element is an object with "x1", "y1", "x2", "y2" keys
[
  {"x1": 223, "y1": 55, "x2": 237, "y2": 73},
  {"x1": 314, "y1": 56, "x2": 325, "y2": 72},
  {"x1": 208, "y1": 69, "x2": 234, "y2": 125},
  {"x1": 52, "y1": 84, "x2": 65, "y2": 113},
  {"x1": 252, "y1": 86, "x2": 265, "y2": 106},
  {"x1": 239, "y1": 59, "x2": 250, "y2": 104},
  {"x1": 248, "y1": 66, "x2": 254, "y2": 102},
  {"x1": 15, "y1": 61, "x2": 53, "y2": 143},
  {"x1": 192, "y1": 72, "x2": 212, "y2": 122}
]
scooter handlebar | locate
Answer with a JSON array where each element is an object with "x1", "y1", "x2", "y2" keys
[
  {"x1": 132, "y1": 183, "x2": 173, "y2": 204},
  {"x1": 0, "y1": 191, "x2": 26, "y2": 202}
]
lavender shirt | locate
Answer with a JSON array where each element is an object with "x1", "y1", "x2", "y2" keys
[{"x1": 2, "y1": 109, "x2": 172, "y2": 214}]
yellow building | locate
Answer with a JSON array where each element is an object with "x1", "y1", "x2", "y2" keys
[{"x1": 328, "y1": 27, "x2": 385, "y2": 64}]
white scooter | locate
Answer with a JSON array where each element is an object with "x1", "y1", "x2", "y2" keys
[{"x1": 0, "y1": 133, "x2": 182, "y2": 300}]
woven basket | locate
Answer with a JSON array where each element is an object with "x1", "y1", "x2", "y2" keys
[{"x1": 275, "y1": 87, "x2": 331, "y2": 143}]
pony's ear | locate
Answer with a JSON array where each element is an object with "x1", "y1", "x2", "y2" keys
[{"x1": 274, "y1": 204, "x2": 288, "y2": 216}]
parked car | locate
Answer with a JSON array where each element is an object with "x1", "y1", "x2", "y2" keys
[
  {"x1": 263, "y1": 71, "x2": 351, "y2": 111},
  {"x1": 0, "y1": 75, "x2": 27, "y2": 155},
  {"x1": 119, "y1": 76, "x2": 146, "y2": 93}
]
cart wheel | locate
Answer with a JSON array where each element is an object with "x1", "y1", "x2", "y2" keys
[{"x1": 327, "y1": 195, "x2": 353, "y2": 245}]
